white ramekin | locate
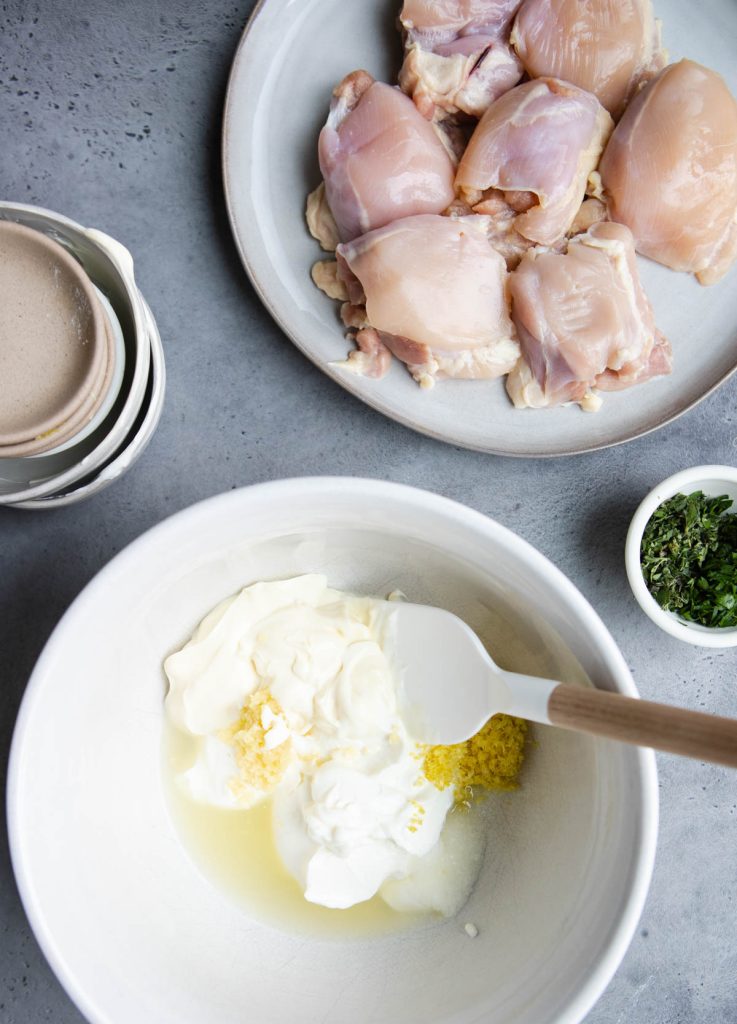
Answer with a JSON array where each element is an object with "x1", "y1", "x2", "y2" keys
[{"x1": 625, "y1": 465, "x2": 737, "y2": 647}]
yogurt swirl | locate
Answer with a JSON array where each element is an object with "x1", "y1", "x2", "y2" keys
[{"x1": 164, "y1": 575, "x2": 456, "y2": 910}]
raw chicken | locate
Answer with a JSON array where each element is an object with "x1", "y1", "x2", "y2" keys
[
  {"x1": 446, "y1": 192, "x2": 533, "y2": 269},
  {"x1": 316, "y1": 70, "x2": 456, "y2": 243},
  {"x1": 333, "y1": 327, "x2": 394, "y2": 380},
  {"x1": 399, "y1": 0, "x2": 524, "y2": 120},
  {"x1": 599, "y1": 60, "x2": 737, "y2": 285},
  {"x1": 335, "y1": 214, "x2": 520, "y2": 386},
  {"x1": 510, "y1": 0, "x2": 666, "y2": 119},
  {"x1": 305, "y1": 182, "x2": 340, "y2": 252},
  {"x1": 310, "y1": 260, "x2": 347, "y2": 301},
  {"x1": 456, "y1": 78, "x2": 613, "y2": 246},
  {"x1": 506, "y1": 222, "x2": 671, "y2": 409},
  {"x1": 401, "y1": 0, "x2": 522, "y2": 40}
]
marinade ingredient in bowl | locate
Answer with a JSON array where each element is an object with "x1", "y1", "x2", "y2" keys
[
  {"x1": 424, "y1": 714, "x2": 528, "y2": 805},
  {"x1": 164, "y1": 575, "x2": 527, "y2": 920},
  {"x1": 640, "y1": 491, "x2": 737, "y2": 627}
]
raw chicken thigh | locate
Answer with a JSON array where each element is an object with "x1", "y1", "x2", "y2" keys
[
  {"x1": 507, "y1": 222, "x2": 671, "y2": 409},
  {"x1": 399, "y1": 0, "x2": 524, "y2": 120},
  {"x1": 456, "y1": 78, "x2": 613, "y2": 246},
  {"x1": 402, "y1": 0, "x2": 522, "y2": 39},
  {"x1": 599, "y1": 60, "x2": 737, "y2": 285},
  {"x1": 336, "y1": 214, "x2": 520, "y2": 386},
  {"x1": 510, "y1": 0, "x2": 665, "y2": 119},
  {"x1": 315, "y1": 71, "x2": 456, "y2": 243}
]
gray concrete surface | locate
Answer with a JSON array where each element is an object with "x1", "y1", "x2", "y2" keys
[{"x1": 1, "y1": 1, "x2": 736, "y2": 1021}]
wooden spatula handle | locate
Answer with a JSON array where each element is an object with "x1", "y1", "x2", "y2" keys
[{"x1": 548, "y1": 684, "x2": 737, "y2": 767}]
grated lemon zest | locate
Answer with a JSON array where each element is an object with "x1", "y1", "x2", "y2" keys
[{"x1": 422, "y1": 714, "x2": 528, "y2": 805}]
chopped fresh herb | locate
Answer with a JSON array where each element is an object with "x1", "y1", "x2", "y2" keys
[{"x1": 640, "y1": 490, "x2": 737, "y2": 628}]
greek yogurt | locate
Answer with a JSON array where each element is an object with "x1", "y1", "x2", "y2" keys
[{"x1": 164, "y1": 575, "x2": 482, "y2": 914}]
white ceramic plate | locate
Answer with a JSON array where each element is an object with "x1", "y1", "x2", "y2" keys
[{"x1": 223, "y1": 0, "x2": 737, "y2": 456}]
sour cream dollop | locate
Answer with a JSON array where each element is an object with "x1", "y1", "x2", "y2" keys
[{"x1": 164, "y1": 575, "x2": 473, "y2": 911}]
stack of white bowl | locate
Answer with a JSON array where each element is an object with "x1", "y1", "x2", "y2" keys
[{"x1": 0, "y1": 202, "x2": 165, "y2": 508}]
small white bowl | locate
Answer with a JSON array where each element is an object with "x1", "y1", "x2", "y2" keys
[
  {"x1": 0, "y1": 203, "x2": 155, "y2": 505},
  {"x1": 625, "y1": 465, "x2": 737, "y2": 648}
]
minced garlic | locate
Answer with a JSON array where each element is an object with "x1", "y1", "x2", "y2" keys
[
  {"x1": 422, "y1": 714, "x2": 528, "y2": 805},
  {"x1": 220, "y1": 689, "x2": 292, "y2": 800}
]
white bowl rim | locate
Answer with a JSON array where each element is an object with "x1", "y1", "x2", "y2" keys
[
  {"x1": 625, "y1": 464, "x2": 737, "y2": 648},
  {"x1": 7, "y1": 478, "x2": 659, "y2": 1024},
  {"x1": 0, "y1": 201, "x2": 151, "y2": 504}
]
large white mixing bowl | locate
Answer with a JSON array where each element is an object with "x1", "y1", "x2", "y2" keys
[{"x1": 7, "y1": 478, "x2": 657, "y2": 1024}]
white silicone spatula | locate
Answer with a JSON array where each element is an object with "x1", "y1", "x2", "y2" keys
[{"x1": 390, "y1": 603, "x2": 737, "y2": 768}]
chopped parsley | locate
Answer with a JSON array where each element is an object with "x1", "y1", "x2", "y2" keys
[{"x1": 640, "y1": 490, "x2": 737, "y2": 628}]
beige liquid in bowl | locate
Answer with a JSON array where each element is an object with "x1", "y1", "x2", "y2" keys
[{"x1": 0, "y1": 220, "x2": 107, "y2": 448}]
